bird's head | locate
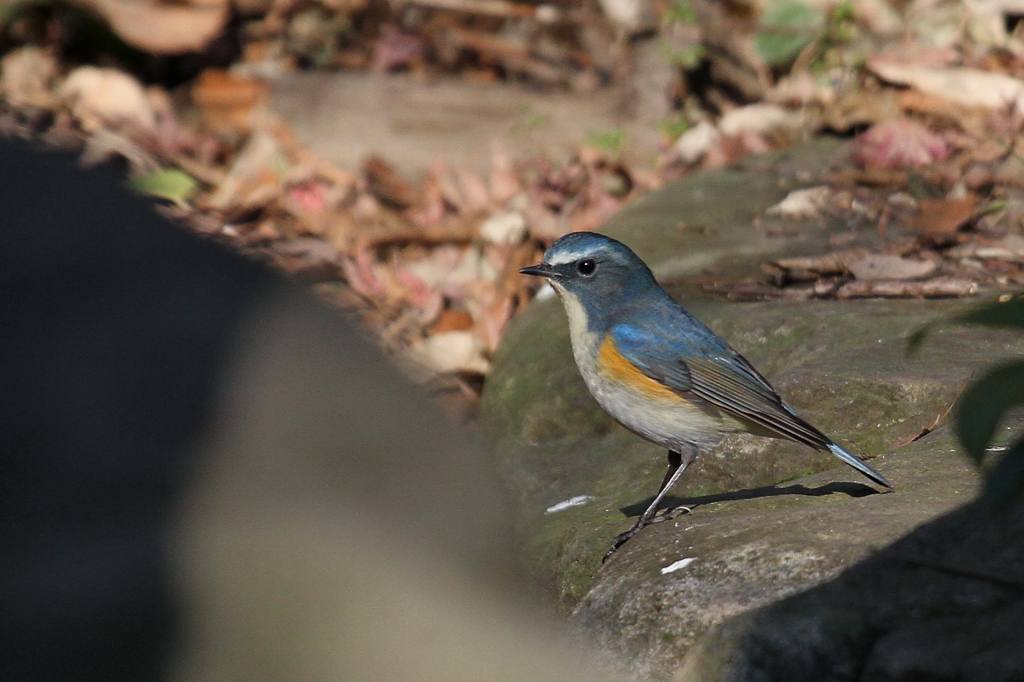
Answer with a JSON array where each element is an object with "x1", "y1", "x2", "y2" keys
[{"x1": 520, "y1": 232, "x2": 658, "y2": 329}]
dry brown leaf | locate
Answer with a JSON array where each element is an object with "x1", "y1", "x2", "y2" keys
[
  {"x1": 0, "y1": 47, "x2": 59, "y2": 109},
  {"x1": 948, "y1": 234, "x2": 1024, "y2": 262},
  {"x1": 270, "y1": 237, "x2": 341, "y2": 281},
  {"x1": 479, "y1": 211, "x2": 527, "y2": 245},
  {"x1": 429, "y1": 309, "x2": 475, "y2": 334},
  {"x1": 59, "y1": 67, "x2": 156, "y2": 133},
  {"x1": 71, "y1": 0, "x2": 229, "y2": 54},
  {"x1": 402, "y1": 331, "x2": 490, "y2": 380},
  {"x1": 206, "y1": 130, "x2": 286, "y2": 211},
  {"x1": 456, "y1": 169, "x2": 492, "y2": 213},
  {"x1": 836, "y1": 277, "x2": 978, "y2": 299},
  {"x1": 765, "y1": 186, "x2": 832, "y2": 220},
  {"x1": 371, "y1": 24, "x2": 424, "y2": 73},
  {"x1": 868, "y1": 57, "x2": 1024, "y2": 112},
  {"x1": 847, "y1": 254, "x2": 938, "y2": 281},
  {"x1": 341, "y1": 247, "x2": 387, "y2": 300},
  {"x1": 718, "y1": 103, "x2": 804, "y2": 138},
  {"x1": 769, "y1": 249, "x2": 870, "y2": 281},
  {"x1": 364, "y1": 155, "x2": 418, "y2": 209},
  {"x1": 489, "y1": 146, "x2": 520, "y2": 203},
  {"x1": 191, "y1": 69, "x2": 268, "y2": 134},
  {"x1": 912, "y1": 196, "x2": 977, "y2": 239}
]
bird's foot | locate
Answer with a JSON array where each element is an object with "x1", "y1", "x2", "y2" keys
[
  {"x1": 602, "y1": 523, "x2": 645, "y2": 563},
  {"x1": 666, "y1": 505, "x2": 693, "y2": 519},
  {"x1": 602, "y1": 506, "x2": 695, "y2": 563}
]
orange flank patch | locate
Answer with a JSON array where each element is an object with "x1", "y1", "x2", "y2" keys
[{"x1": 597, "y1": 335, "x2": 680, "y2": 401}]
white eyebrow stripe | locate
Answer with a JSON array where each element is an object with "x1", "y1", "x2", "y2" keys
[{"x1": 547, "y1": 248, "x2": 589, "y2": 266}]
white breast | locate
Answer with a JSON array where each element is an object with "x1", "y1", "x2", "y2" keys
[{"x1": 552, "y1": 285, "x2": 726, "y2": 452}]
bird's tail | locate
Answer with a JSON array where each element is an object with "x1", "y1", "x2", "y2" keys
[{"x1": 826, "y1": 443, "x2": 893, "y2": 489}]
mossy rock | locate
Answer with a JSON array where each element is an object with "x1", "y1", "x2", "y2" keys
[{"x1": 480, "y1": 138, "x2": 1024, "y2": 676}]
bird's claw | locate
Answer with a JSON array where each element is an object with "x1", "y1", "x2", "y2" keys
[
  {"x1": 666, "y1": 505, "x2": 693, "y2": 519},
  {"x1": 602, "y1": 524, "x2": 643, "y2": 563},
  {"x1": 602, "y1": 506, "x2": 695, "y2": 564}
]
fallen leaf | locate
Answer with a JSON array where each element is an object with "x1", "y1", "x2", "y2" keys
[
  {"x1": 456, "y1": 169, "x2": 492, "y2": 213},
  {"x1": 371, "y1": 24, "x2": 424, "y2": 72},
  {"x1": 718, "y1": 103, "x2": 804, "y2": 138},
  {"x1": 912, "y1": 196, "x2": 977, "y2": 239},
  {"x1": 479, "y1": 211, "x2": 527, "y2": 245},
  {"x1": 271, "y1": 238, "x2": 341, "y2": 281},
  {"x1": 948, "y1": 234, "x2": 1024, "y2": 262},
  {"x1": 0, "y1": 46, "x2": 58, "y2": 109},
  {"x1": 403, "y1": 331, "x2": 490, "y2": 379},
  {"x1": 754, "y1": 0, "x2": 824, "y2": 67},
  {"x1": 852, "y1": 119, "x2": 949, "y2": 170},
  {"x1": 364, "y1": 155, "x2": 418, "y2": 209},
  {"x1": 341, "y1": 246, "x2": 387, "y2": 300},
  {"x1": 765, "y1": 186, "x2": 832, "y2": 220},
  {"x1": 206, "y1": 130, "x2": 286, "y2": 211},
  {"x1": 129, "y1": 167, "x2": 198, "y2": 204},
  {"x1": 489, "y1": 146, "x2": 520, "y2": 203},
  {"x1": 59, "y1": 66, "x2": 156, "y2": 133},
  {"x1": 868, "y1": 57, "x2": 1024, "y2": 111},
  {"x1": 674, "y1": 120, "x2": 719, "y2": 165},
  {"x1": 847, "y1": 254, "x2": 938, "y2": 280},
  {"x1": 769, "y1": 248, "x2": 870, "y2": 281},
  {"x1": 837, "y1": 277, "x2": 978, "y2": 299},
  {"x1": 191, "y1": 69, "x2": 268, "y2": 134},
  {"x1": 429, "y1": 309, "x2": 474, "y2": 334},
  {"x1": 70, "y1": 0, "x2": 229, "y2": 54}
]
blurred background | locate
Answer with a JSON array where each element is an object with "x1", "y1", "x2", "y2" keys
[
  {"x1": 4, "y1": 0, "x2": 1024, "y2": 404},
  {"x1": 3, "y1": 1, "x2": 1024, "y2": 680}
]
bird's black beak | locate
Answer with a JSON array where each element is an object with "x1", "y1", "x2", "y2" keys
[{"x1": 519, "y1": 262, "x2": 558, "y2": 278}]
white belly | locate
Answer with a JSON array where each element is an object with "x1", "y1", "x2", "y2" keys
[
  {"x1": 569, "y1": 327, "x2": 726, "y2": 452},
  {"x1": 553, "y1": 285, "x2": 730, "y2": 452}
]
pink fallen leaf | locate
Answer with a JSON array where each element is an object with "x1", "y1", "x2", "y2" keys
[
  {"x1": 489, "y1": 146, "x2": 521, "y2": 203},
  {"x1": 456, "y1": 169, "x2": 492, "y2": 213},
  {"x1": 288, "y1": 181, "x2": 327, "y2": 213},
  {"x1": 371, "y1": 24, "x2": 424, "y2": 73},
  {"x1": 852, "y1": 119, "x2": 949, "y2": 170},
  {"x1": 341, "y1": 247, "x2": 387, "y2": 300}
]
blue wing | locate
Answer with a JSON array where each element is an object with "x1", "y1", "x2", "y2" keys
[
  {"x1": 610, "y1": 321, "x2": 812, "y2": 439},
  {"x1": 610, "y1": 320, "x2": 892, "y2": 488}
]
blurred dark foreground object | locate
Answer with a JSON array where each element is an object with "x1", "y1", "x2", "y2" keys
[{"x1": 0, "y1": 140, "x2": 606, "y2": 682}]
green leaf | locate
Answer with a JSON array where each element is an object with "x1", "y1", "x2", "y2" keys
[
  {"x1": 755, "y1": 1, "x2": 824, "y2": 66},
  {"x1": 664, "y1": 0, "x2": 697, "y2": 25},
  {"x1": 585, "y1": 129, "x2": 625, "y2": 156},
  {"x1": 130, "y1": 168, "x2": 198, "y2": 203},
  {"x1": 982, "y1": 438, "x2": 1024, "y2": 507},
  {"x1": 955, "y1": 360, "x2": 1024, "y2": 464}
]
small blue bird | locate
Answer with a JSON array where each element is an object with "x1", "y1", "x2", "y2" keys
[{"x1": 520, "y1": 232, "x2": 892, "y2": 560}]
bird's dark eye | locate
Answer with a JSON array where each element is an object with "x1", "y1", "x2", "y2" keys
[{"x1": 577, "y1": 258, "x2": 597, "y2": 276}]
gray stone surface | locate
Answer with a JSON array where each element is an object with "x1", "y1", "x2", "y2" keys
[
  {"x1": 480, "y1": 139, "x2": 1024, "y2": 678},
  {"x1": 270, "y1": 69, "x2": 667, "y2": 176},
  {"x1": 677, "y1": 445, "x2": 1024, "y2": 681}
]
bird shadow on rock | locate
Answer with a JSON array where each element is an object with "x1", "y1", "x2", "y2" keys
[{"x1": 619, "y1": 481, "x2": 879, "y2": 519}]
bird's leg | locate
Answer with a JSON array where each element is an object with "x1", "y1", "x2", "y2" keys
[
  {"x1": 657, "y1": 449, "x2": 683, "y2": 497},
  {"x1": 603, "y1": 447, "x2": 697, "y2": 563}
]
